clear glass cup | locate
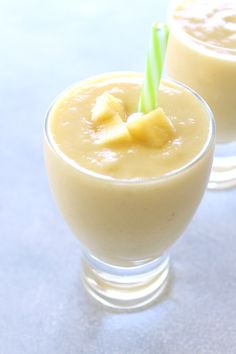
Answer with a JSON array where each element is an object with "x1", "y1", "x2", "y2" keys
[
  {"x1": 166, "y1": 0, "x2": 236, "y2": 190},
  {"x1": 44, "y1": 73, "x2": 215, "y2": 310}
]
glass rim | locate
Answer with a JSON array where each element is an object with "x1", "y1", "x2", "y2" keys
[{"x1": 44, "y1": 72, "x2": 215, "y2": 186}]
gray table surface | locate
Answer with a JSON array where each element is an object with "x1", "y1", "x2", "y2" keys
[{"x1": 1, "y1": 0, "x2": 236, "y2": 353}]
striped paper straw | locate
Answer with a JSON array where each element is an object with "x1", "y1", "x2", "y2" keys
[{"x1": 138, "y1": 23, "x2": 169, "y2": 114}]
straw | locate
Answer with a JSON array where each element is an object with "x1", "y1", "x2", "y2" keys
[{"x1": 138, "y1": 22, "x2": 169, "y2": 114}]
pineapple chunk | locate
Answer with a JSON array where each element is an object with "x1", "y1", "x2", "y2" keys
[
  {"x1": 103, "y1": 113, "x2": 123, "y2": 128},
  {"x1": 96, "y1": 116, "x2": 132, "y2": 146},
  {"x1": 127, "y1": 108, "x2": 176, "y2": 148},
  {"x1": 91, "y1": 92, "x2": 125, "y2": 124},
  {"x1": 96, "y1": 124, "x2": 132, "y2": 146}
]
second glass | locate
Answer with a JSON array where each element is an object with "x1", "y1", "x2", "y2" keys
[{"x1": 166, "y1": 0, "x2": 236, "y2": 190}]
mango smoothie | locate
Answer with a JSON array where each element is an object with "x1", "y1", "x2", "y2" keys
[
  {"x1": 166, "y1": 0, "x2": 236, "y2": 144},
  {"x1": 44, "y1": 71, "x2": 214, "y2": 309},
  {"x1": 44, "y1": 72, "x2": 214, "y2": 268}
]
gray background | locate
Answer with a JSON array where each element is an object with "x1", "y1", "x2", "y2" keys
[{"x1": 1, "y1": 0, "x2": 236, "y2": 353}]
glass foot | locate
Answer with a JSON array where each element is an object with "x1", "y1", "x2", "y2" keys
[
  {"x1": 208, "y1": 157, "x2": 236, "y2": 189},
  {"x1": 208, "y1": 142, "x2": 236, "y2": 190},
  {"x1": 81, "y1": 251, "x2": 170, "y2": 311}
]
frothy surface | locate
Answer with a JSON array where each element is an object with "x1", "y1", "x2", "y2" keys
[
  {"x1": 48, "y1": 73, "x2": 210, "y2": 179},
  {"x1": 173, "y1": 0, "x2": 236, "y2": 50}
]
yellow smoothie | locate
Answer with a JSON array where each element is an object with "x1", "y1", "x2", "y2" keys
[
  {"x1": 44, "y1": 72, "x2": 214, "y2": 266},
  {"x1": 166, "y1": 0, "x2": 236, "y2": 143}
]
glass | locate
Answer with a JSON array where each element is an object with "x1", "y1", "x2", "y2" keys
[
  {"x1": 44, "y1": 74, "x2": 215, "y2": 310},
  {"x1": 166, "y1": 0, "x2": 236, "y2": 190}
]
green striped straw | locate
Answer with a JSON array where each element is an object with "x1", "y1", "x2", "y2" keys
[{"x1": 138, "y1": 22, "x2": 169, "y2": 114}]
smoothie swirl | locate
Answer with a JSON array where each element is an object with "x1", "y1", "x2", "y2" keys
[{"x1": 172, "y1": 0, "x2": 236, "y2": 53}]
